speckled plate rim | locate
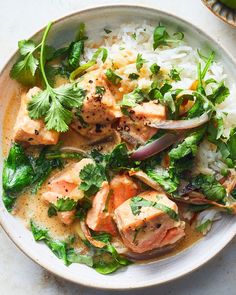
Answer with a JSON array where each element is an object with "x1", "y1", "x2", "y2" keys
[{"x1": 0, "y1": 4, "x2": 236, "y2": 290}]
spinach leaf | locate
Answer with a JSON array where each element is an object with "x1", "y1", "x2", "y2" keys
[
  {"x1": 2, "y1": 143, "x2": 62, "y2": 211},
  {"x1": 192, "y1": 174, "x2": 226, "y2": 202},
  {"x1": 3, "y1": 143, "x2": 34, "y2": 193}
]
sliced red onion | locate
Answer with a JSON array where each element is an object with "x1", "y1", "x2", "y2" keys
[
  {"x1": 147, "y1": 113, "x2": 209, "y2": 130},
  {"x1": 131, "y1": 133, "x2": 180, "y2": 160}
]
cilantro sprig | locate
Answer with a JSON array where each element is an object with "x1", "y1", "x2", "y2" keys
[
  {"x1": 10, "y1": 40, "x2": 40, "y2": 85},
  {"x1": 27, "y1": 22, "x2": 86, "y2": 132}
]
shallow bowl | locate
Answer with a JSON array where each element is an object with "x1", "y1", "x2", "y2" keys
[{"x1": 0, "y1": 4, "x2": 236, "y2": 290}]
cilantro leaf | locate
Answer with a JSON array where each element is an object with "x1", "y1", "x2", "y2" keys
[
  {"x1": 120, "y1": 88, "x2": 146, "y2": 108},
  {"x1": 136, "y1": 53, "x2": 146, "y2": 72},
  {"x1": 228, "y1": 127, "x2": 236, "y2": 160},
  {"x1": 128, "y1": 73, "x2": 139, "y2": 80},
  {"x1": 147, "y1": 168, "x2": 179, "y2": 193},
  {"x1": 150, "y1": 63, "x2": 160, "y2": 75},
  {"x1": 169, "y1": 127, "x2": 206, "y2": 160},
  {"x1": 153, "y1": 24, "x2": 184, "y2": 50},
  {"x1": 192, "y1": 174, "x2": 226, "y2": 202},
  {"x1": 208, "y1": 82, "x2": 230, "y2": 105},
  {"x1": 153, "y1": 24, "x2": 170, "y2": 49},
  {"x1": 105, "y1": 69, "x2": 122, "y2": 85},
  {"x1": 169, "y1": 68, "x2": 181, "y2": 81},
  {"x1": 10, "y1": 40, "x2": 39, "y2": 85},
  {"x1": 196, "y1": 219, "x2": 212, "y2": 234},
  {"x1": 130, "y1": 196, "x2": 179, "y2": 221},
  {"x1": 27, "y1": 23, "x2": 86, "y2": 133},
  {"x1": 79, "y1": 163, "x2": 106, "y2": 196}
]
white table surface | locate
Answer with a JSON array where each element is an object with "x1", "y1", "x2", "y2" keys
[{"x1": 1, "y1": 0, "x2": 236, "y2": 294}]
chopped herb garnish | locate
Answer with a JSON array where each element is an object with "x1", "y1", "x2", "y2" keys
[
  {"x1": 150, "y1": 63, "x2": 160, "y2": 75},
  {"x1": 128, "y1": 73, "x2": 140, "y2": 80},
  {"x1": 169, "y1": 68, "x2": 181, "y2": 81},
  {"x1": 104, "y1": 28, "x2": 112, "y2": 34},
  {"x1": 136, "y1": 53, "x2": 146, "y2": 72},
  {"x1": 130, "y1": 196, "x2": 179, "y2": 221},
  {"x1": 105, "y1": 69, "x2": 122, "y2": 85}
]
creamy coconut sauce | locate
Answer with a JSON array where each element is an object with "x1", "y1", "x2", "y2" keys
[{"x1": 2, "y1": 88, "x2": 202, "y2": 261}]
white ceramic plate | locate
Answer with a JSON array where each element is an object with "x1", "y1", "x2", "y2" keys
[{"x1": 0, "y1": 4, "x2": 236, "y2": 290}]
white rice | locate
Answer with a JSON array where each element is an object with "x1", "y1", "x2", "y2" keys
[{"x1": 83, "y1": 22, "x2": 236, "y2": 175}]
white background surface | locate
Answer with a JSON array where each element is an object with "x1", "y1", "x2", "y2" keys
[{"x1": 0, "y1": 0, "x2": 236, "y2": 294}]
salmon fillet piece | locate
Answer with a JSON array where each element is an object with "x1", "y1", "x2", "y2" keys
[
  {"x1": 42, "y1": 158, "x2": 94, "y2": 225},
  {"x1": 86, "y1": 181, "x2": 117, "y2": 236},
  {"x1": 118, "y1": 102, "x2": 166, "y2": 146},
  {"x1": 78, "y1": 69, "x2": 122, "y2": 124},
  {"x1": 114, "y1": 191, "x2": 185, "y2": 253},
  {"x1": 13, "y1": 87, "x2": 59, "y2": 145},
  {"x1": 110, "y1": 174, "x2": 139, "y2": 209}
]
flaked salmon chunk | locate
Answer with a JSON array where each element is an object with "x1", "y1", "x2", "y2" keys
[
  {"x1": 114, "y1": 191, "x2": 185, "y2": 253},
  {"x1": 86, "y1": 181, "x2": 117, "y2": 236},
  {"x1": 42, "y1": 158, "x2": 94, "y2": 225},
  {"x1": 118, "y1": 102, "x2": 166, "y2": 146},
  {"x1": 110, "y1": 174, "x2": 139, "y2": 209},
  {"x1": 78, "y1": 69, "x2": 122, "y2": 124},
  {"x1": 13, "y1": 87, "x2": 59, "y2": 145}
]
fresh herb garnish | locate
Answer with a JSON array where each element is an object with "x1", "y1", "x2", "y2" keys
[
  {"x1": 208, "y1": 82, "x2": 229, "y2": 105},
  {"x1": 192, "y1": 174, "x2": 226, "y2": 202},
  {"x1": 130, "y1": 196, "x2": 179, "y2": 221},
  {"x1": 79, "y1": 163, "x2": 106, "y2": 196},
  {"x1": 95, "y1": 86, "x2": 106, "y2": 96},
  {"x1": 120, "y1": 88, "x2": 146, "y2": 108},
  {"x1": 27, "y1": 23, "x2": 86, "y2": 132},
  {"x1": 70, "y1": 47, "x2": 108, "y2": 81},
  {"x1": 169, "y1": 68, "x2": 181, "y2": 81},
  {"x1": 136, "y1": 53, "x2": 146, "y2": 72},
  {"x1": 150, "y1": 63, "x2": 160, "y2": 75},
  {"x1": 128, "y1": 73, "x2": 140, "y2": 80},
  {"x1": 10, "y1": 40, "x2": 40, "y2": 85},
  {"x1": 153, "y1": 24, "x2": 184, "y2": 49},
  {"x1": 105, "y1": 69, "x2": 122, "y2": 85}
]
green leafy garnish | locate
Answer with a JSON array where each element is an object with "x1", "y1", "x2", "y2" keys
[
  {"x1": 79, "y1": 163, "x2": 106, "y2": 196},
  {"x1": 95, "y1": 86, "x2": 106, "y2": 96},
  {"x1": 2, "y1": 143, "x2": 62, "y2": 211},
  {"x1": 147, "y1": 169, "x2": 179, "y2": 193},
  {"x1": 150, "y1": 63, "x2": 160, "y2": 75},
  {"x1": 105, "y1": 69, "x2": 122, "y2": 85},
  {"x1": 196, "y1": 219, "x2": 212, "y2": 234},
  {"x1": 192, "y1": 174, "x2": 226, "y2": 202},
  {"x1": 128, "y1": 73, "x2": 139, "y2": 80},
  {"x1": 169, "y1": 127, "x2": 206, "y2": 161},
  {"x1": 120, "y1": 88, "x2": 146, "y2": 108},
  {"x1": 10, "y1": 40, "x2": 40, "y2": 85},
  {"x1": 169, "y1": 68, "x2": 181, "y2": 81},
  {"x1": 130, "y1": 196, "x2": 179, "y2": 221},
  {"x1": 27, "y1": 23, "x2": 86, "y2": 132},
  {"x1": 153, "y1": 24, "x2": 184, "y2": 49},
  {"x1": 208, "y1": 82, "x2": 229, "y2": 105},
  {"x1": 69, "y1": 47, "x2": 108, "y2": 81},
  {"x1": 136, "y1": 53, "x2": 146, "y2": 72}
]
